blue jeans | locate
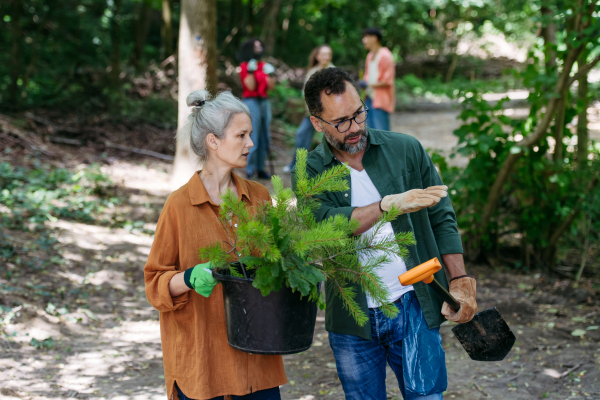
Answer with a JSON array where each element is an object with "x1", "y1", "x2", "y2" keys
[
  {"x1": 287, "y1": 116, "x2": 315, "y2": 169},
  {"x1": 175, "y1": 382, "x2": 281, "y2": 400},
  {"x1": 365, "y1": 97, "x2": 390, "y2": 131},
  {"x1": 244, "y1": 98, "x2": 272, "y2": 176},
  {"x1": 328, "y1": 291, "x2": 446, "y2": 400}
]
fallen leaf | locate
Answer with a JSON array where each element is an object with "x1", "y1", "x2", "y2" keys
[
  {"x1": 543, "y1": 369, "x2": 562, "y2": 379},
  {"x1": 326, "y1": 362, "x2": 336, "y2": 369},
  {"x1": 586, "y1": 326, "x2": 598, "y2": 330},
  {"x1": 571, "y1": 329, "x2": 586, "y2": 337},
  {"x1": 571, "y1": 317, "x2": 586, "y2": 322}
]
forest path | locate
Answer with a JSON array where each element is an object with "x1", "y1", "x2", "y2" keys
[{"x1": 2, "y1": 110, "x2": 599, "y2": 400}]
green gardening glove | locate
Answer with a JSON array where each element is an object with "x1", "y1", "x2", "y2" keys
[{"x1": 183, "y1": 262, "x2": 218, "y2": 297}]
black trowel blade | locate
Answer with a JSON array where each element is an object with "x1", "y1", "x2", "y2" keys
[{"x1": 451, "y1": 307, "x2": 516, "y2": 362}]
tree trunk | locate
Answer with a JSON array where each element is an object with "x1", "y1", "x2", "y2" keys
[
  {"x1": 131, "y1": 0, "x2": 152, "y2": 70},
  {"x1": 110, "y1": 0, "x2": 123, "y2": 88},
  {"x1": 577, "y1": 50, "x2": 589, "y2": 165},
  {"x1": 171, "y1": 0, "x2": 218, "y2": 189},
  {"x1": 260, "y1": 0, "x2": 283, "y2": 55},
  {"x1": 247, "y1": 0, "x2": 254, "y2": 34},
  {"x1": 324, "y1": 4, "x2": 332, "y2": 43},
  {"x1": 553, "y1": 92, "x2": 566, "y2": 163},
  {"x1": 280, "y1": 0, "x2": 294, "y2": 44},
  {"x1": 445, "y1": 51, "x2": 459, "y2": 83},
  {"x1": 9, "y1": 0, "x2": 23, "y2": 106},
  {"x1": 162, "y1": 0, "x2": 174, "y2": 58},
  {"x1": 541, "y1": 6, "x2": 557, "y2": 75}
]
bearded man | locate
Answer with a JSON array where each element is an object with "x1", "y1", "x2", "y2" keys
[{"x1": 292, "y1": 67, "x2": 477, "y2": 400}]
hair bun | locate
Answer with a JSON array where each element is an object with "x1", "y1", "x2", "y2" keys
[{"x1": 186, "y1": 90, "x2": 211, "y2": 107}]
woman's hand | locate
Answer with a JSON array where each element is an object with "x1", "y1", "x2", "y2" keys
[
  {"x1": 184, "y1": 262, "x2": 219, "y2": 297},
  {"x1": 168, "y1": 262, "x2": 219, "y2": 298}
]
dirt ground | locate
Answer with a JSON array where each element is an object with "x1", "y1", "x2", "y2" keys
[{"x1": 1, "y1": 109, "x2": 600, "y2": 400}]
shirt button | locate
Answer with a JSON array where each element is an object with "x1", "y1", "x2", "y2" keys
[
  {"x1": 344, "y1": 193, "x2": 348, "y2": 197},
  {"x1": 234, "y1": 223, "x2": 238, "y2": 227}
]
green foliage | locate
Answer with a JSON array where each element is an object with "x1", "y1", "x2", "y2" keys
[
  {"x1": 436, "y1": 0, "x2": 600, "y2": 270},
  {"x1": 199, "y1": 149, "x2": 415, "y2": 325},
  {"x1": 0, "y1": 162, "x2": 117, "y2": 231},
  {"x1": 1, "y1": 0, "x2": 538, "y2": 114},
  {"x1": 396, "y1": 73, "x2": 520, "y2": 103},
  {"x1": 30, "y1": 337, "x2": 54, "y2": 350}
]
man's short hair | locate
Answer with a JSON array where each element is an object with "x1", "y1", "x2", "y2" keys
[
  {"x1": 304, "y1": 67, "x2": 355, "y2": 117},
  {"x1": 363, "y1": 27, "x2": 383, "y2": 43}
]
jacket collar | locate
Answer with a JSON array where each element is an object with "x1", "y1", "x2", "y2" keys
[
  {"x1": 316, "y1": 127, "x2": 383, "y2": 165},
  {"x1": 188, "y1": 171, "x2": 250, "y2": 206}
]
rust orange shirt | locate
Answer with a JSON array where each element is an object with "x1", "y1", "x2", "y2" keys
[{"x1": 144, "y1": 172, "x2": 287, "y2": 400}]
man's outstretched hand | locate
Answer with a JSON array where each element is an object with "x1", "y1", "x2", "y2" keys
[
  {"x1": 441, "y1": 276, "x2": 477, "y2": 323},
  {"x1": 380, "y1": 185, "x2": 448, "y2": 214}
]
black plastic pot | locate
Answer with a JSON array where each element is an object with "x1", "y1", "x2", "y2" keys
[{"x1": 212, "y1": 266, "x2": 318, "y2": 355}]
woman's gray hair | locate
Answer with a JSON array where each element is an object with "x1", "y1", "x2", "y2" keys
[{"x1": 178, "y1": 90, "x2": 250, "y2": 163}]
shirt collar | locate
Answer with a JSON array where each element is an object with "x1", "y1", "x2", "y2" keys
[
  {"x1": 188, "y1": 171, "x2": 251, "y2": 206},
  {"x1": 317, "y1": 127, "x2": 383, "y2": 165}
]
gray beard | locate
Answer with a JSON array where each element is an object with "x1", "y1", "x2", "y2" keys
[{"x1": 323, "y1": 129, "x2": 369, "y2": 155}]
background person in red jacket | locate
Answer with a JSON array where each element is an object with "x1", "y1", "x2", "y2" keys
[
  {"x1": 237, "y1": 38, "x2": 276, "y2": 179},
  {"x1": 359, "y1": 27, "x2": 395, "y2": 131}
]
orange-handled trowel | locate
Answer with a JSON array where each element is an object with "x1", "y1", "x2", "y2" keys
[{"x1": 399, "y1": 258, "x2": 516, "y2": 362}]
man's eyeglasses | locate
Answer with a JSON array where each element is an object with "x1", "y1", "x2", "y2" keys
[{"x1": 313, "y1": 100, "x2": 369, "y2": 133}]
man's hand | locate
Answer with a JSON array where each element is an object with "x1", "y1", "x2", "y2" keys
[
  {"x1": 380, "y1": 185, "x2": 448, "y2": 213},
  {"x1": 441, "y1": 276, "x2": 477, "y2": 323},
  {"x1": 184, "y1": 262, "x2": 218, "y2": 297}
]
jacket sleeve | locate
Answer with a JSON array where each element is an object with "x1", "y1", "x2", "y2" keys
[
  {"x1": 417, "y1": 142, "x2": 464, "y2": 255},
  {"x1": 144, "y1": 196, "x2": 190, "y2": 312},
  {"x1": 378, "y1": 51, "x2": 395, "y2": 86}
]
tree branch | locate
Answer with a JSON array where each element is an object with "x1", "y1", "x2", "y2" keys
[
  {"x1": 568, "y1": 54, "x2": 600, "y2": 86},
  {"x1": 480, "y1": 44, "x2": 584, "y2": 229}
]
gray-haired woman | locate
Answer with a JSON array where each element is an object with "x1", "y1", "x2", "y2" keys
[{"x1": 144, "y1": 90, "x2": 286, "y2": 400}]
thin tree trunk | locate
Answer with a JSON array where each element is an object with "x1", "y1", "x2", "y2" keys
[
  {"x1": 445, "y1": 51, "x2": 459, "y2": 83},
  {"x1": 162, "y1": 0, "x2": 174, "y2": 58},
  {"x1": 541, "y1": 6, "x2": 557, "y2": 75},
  {"x1": 171, "y1": 0, "x2": 218, "y2": 189},
  {"x1": 577, "y1": 50, "x2": 589, "y2": 165},
  {"x1": 544, "y1": 175, "x2": 599, "y2": 264},
  {"x1": 261, "y1": 0, "x2": 283, "y2": 55},
  {"x1": 132, "y1": 0, "x2": 152, "y2": 70},
  {"x1": 324, "y1": 4, "x2": 332, "y2": 43},
  {"x1": 9, "y1": 0, "x2": 23, "y2": 105},
  {"x1": 247, "y1": 0, "x2": 254, "y2": 34},
  {"x1": 280, "y1": 0, "x2": 294, "y2": 44},
  {"x1": 553, "y1": 92, "x2": 566, "y2": 163},
  {"x1": 110, "y1": 0, "x2": 123, "y2": 88}
]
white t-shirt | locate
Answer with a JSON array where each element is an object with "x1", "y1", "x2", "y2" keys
[
  {"x1": 350, "y1": 167, "x2": 414, "y2": 308},
  {"x1": 366, "y1": 52, "x2": 380, "y2": 98}
]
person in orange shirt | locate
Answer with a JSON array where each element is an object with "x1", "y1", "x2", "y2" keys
[
  {"x1": 359, "y1": 27, "x2": 395, "y2": 131},
  {"x1": 144, "y1": 90, "x2": 287, "y2": 400}
]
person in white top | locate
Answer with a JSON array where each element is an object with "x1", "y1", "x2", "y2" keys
[
  {"x1": 283, "y1": 45, "x2": 334, "y2": 172},
  {"x1": 350, "y1": 166, "x2": 414, "y2": 307}
]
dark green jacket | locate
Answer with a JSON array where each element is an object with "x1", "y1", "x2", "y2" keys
[{"x1": 292, "y1": 128, "x2": 463, "y2": 340}]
